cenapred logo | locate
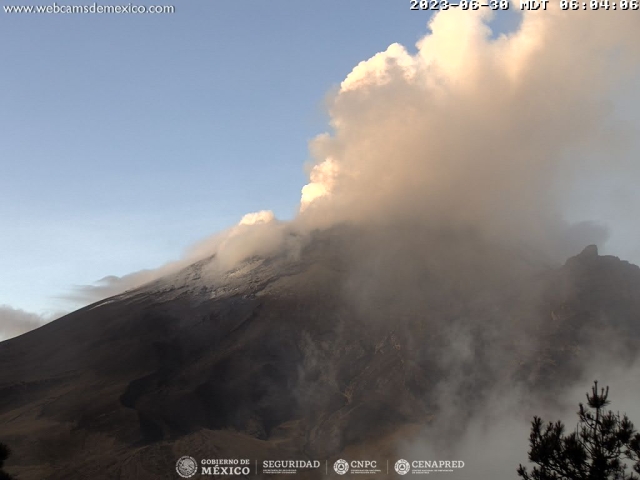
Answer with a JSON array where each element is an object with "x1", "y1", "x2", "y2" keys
[
  {"x1": 395, "y1": 459, "x2": 411, "y2": 475},
  {"x1": 334, "y1": 459, "x2": 349, "y2": 475},
  {"x1": 176, "y1": 456, "x2": 198, "y2": 478}
]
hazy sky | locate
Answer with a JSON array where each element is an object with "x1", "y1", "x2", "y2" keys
[{"x1": 1, "y1": 3, "x2": 637, "y2": 321}]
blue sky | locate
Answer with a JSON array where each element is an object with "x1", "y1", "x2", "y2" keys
[{"x1": 0, "y1": 4, "x2": 533, "y2": 315}]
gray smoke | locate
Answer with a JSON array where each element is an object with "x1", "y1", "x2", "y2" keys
[{"x1": 0, "y1": 305, "x2": 62, "y2": 341}]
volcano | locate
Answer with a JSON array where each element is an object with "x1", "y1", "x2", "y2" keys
[{"x1": 2, "y1": 226, "x2": 640, "y2": 479}]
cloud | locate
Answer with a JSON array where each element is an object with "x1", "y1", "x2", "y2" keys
[
  {"x1": 298, "y1": 9, "x2": 640, "y2": 260},
  {"x1": 0, "y1": 305, "x2": 62, "y2": 341},
  {"x1": 63, "y1": 270, "x2": 166, "y2": 305}
]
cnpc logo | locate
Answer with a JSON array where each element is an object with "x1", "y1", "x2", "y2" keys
[{"x1": 334, "y1": 459, "x2": 378, "y2": 474}]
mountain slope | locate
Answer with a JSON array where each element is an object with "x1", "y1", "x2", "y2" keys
[{"x1": 1, "y1": 227, "x2": 640, "y2": 479}]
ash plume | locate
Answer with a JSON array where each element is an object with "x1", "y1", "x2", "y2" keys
[{"x1": 298, "y1": 9, "x2": 640, "y2": 260}]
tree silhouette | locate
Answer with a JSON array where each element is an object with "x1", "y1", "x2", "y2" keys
[
  {"x1": 518, "y1": 381, "x2": 640, "y2": 480},
  {"x1": 0, "y1": 442, "x2": 15, "y2": 480}
]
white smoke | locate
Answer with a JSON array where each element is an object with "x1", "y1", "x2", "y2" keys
[
  {"x1": 238, "y1": 210, "x2": 275, "y2": 226},
  {"x1": 299, "y1": 9, "x2": 640, "y2": 259}
]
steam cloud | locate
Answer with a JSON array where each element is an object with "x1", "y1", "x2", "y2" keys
[{"x1": 298, "y1": 8, "x2": 639, "y2": 259}]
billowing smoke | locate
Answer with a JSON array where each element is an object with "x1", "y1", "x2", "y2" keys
[
  {"x1": 187, "y1": 210, "x2": 294, "y2": 271},
  {"x1": 298, "y1": 8, "x2": 639, "y2": 260}
]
